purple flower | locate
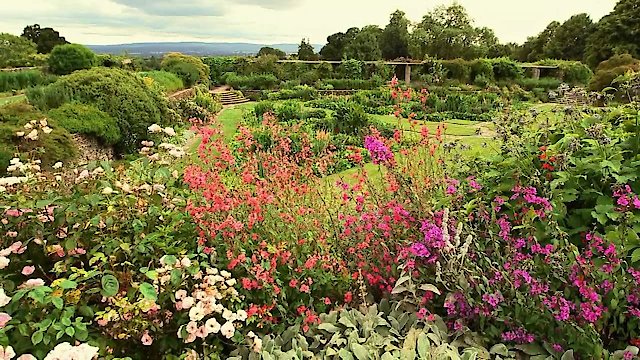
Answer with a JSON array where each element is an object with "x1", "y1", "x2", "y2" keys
[
  {"x1": 364, "y1": 136, "x2": 394, "y2": 165},
  {"x1": 409, "y1": 243, "x2": 431, "y2": 258}
]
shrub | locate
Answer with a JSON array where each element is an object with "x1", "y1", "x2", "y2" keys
[
  {"x1": 203, "y1": 56, "x2": 238, "y2": 84},
  {"x1": 589, "y1": 54, "x2": 640, "y2": 91},
  {"x1": 517, "y1": 77, "x2": 562, "y2": 91},
  {"x1": 254, "y1": 101, "x2": 276, "y2": 118},
  {"x1": 27, "y1": 67, "x2": 172, "y2": 153},
  {"x1": 0, "y1": 103, "x2": 75, "y2": 172},
  {"x1": 337, "y1": 59, "x2": 363, "y2": 79},
  {"x1": 537, "y1": 60, "x2": 593, "y2": 85},
  {"x1": 491, "y1": 57, "x2": 523, "y2": 81},
  {"x1": 161, "y1": 52, "x2": 210, "y2": 87},
  {"x1": 47, "y1": 44, "x2": 97, "y2": 75},
  {"x1": 470, "y1": 59, "x2": 494, "y2": 81},
  {"x1": 275, "y1": 100, "x2": 303, "y2": 121},
  {"x1": 0, "y1": 70, "x2": 57, "y2": 92},
  {"x1": 441, "y1": 59, "x2": 471, "y2": 83},
  {"x1": 266, "y1": 85, "x2": 317, "y2": 101},
  {"x1": 139, "y1": 71, "x2": 184, "y2": 93},
  {"x1": 331, "y1": 100, "x2": 370, "y2": 135},
  {"x1": 321, "y1": 79, "x2": 383, "y2": 90},
  {"x1": 47, "y1": 103, "x2": 121, "y2": 145},
  {"x1": 224, "y1": 73, "x2": 279, "y2": 90},
  {"x1": 0, "y1": 33, "x2": 38, "y2": 68}
]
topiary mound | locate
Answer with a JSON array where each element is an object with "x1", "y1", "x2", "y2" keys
[
  {"x1": 0, "y1": 103, "x2": 75, "y2": 174},
  {"x1": 27, "y1": 67, "x2": 173, "y2": 154},
  {"x1": 48, "y1": 44, "x2": 98, "y2": 75},
  {"x1": 589, "y1": 54, "x2": 640, "y2": 91},
  {"x1": 47, "y1": 103, "x2": 121, "y2": 146}
]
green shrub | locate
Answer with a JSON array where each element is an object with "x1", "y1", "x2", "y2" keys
[
  {"x1": 0, "y1": 103, "x2": 75, "y2": 173},
  {"x1": 517, "y1": 77, "x2": 562, "y2": 91},
  {"x1": 139, "y1": 71, "x2": 184, "y2": 93},
  {"x1": 473, "y1": 74, "x2": 491, "y2": 88},
  {"x1": 491, "y1": 58, "x2": 523, "y2": 81},
  {"x1": 331, "y1": 100, "x2": 370, "y2": 134},
  {"x1": 194, "y1": 85, "x2": 222, "y2": 114},
  {"x1": 0, "y1": 33, "x2": 38, "y2": 68},
  {"x1": 48, "y1": 44, "x2": 97, "y2": 75},
  {"x1": 321, "y1": 78, "x2": 383, "y2": 90},
  {"x1": 470, "y1": 59, "x2": 494, "y2": 81},
  {"x1": 224, "y1": 73, "x2": 279, "y2": 90},
  {"x1": 27, "y1": 67, "x2": 172, "y2": 153},
  {"x1": 441, "y1": 59, "x2": 471, "y2": 83},
  {"x1": 203, "y1": 56, "x2": 238, "y2": 85},
  {"x1": 589, "y1": 54, "x2": 640, "y2": 91},
  {"x1": 266, "y1": 86, "x2": 317, "y2": 101},
  {"x1": 161, "y1": 53, "x2": 210, "y2": 87},
  {"x1": 275, "y1": 100, "x2": 303, "y2": 121},
  {"x1": 301, "y1": 108, "x2": 327, "y2": 119},
  {"x1": 47, "y1": 103, "x2": 121, "y2": 145},
  {"x1": 254, "y1": 101, "x2": 276, "y2": 118},
  {"x1": 0, "y1": 70, "x2": 57, "y2": 92}
]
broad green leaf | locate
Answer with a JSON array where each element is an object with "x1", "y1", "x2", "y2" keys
[
  {"x1": 101, "y1": 274, "x2": 119, "y2": 297},
  {"x1": 139, "y1": 282, "x2": 158, "y2": 301}
]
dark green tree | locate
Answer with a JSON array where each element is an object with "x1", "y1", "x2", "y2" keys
[
  {"x1": 517, "y1": 21, "x2": 560, "y2": 62},
  {"x1": 585, "y1": 0, "x2": 640, "y2": 68},
  {"x1": 297, "y1": 38, "x2": 318, "y2": 61},
  {"x1": 344, "y1": 26, "x2": 383, "y2": 61},
  {"x1": 320, "y1": 28, "x2": 359, "y2": 60},
  {"x1": 544, "y1": 14, "x2": 595, "y2": 61},
  {"x1": 257, "y1": 46, "x2": 287, "y2": 59},
  {"x1": 21, "y1": 24, "x2": 68, "y2": 53},
  {"x1": 381, "y1": 10, "x2": 410, "y2": 60}
]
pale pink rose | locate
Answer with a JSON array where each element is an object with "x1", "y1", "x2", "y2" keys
[
  {"x1": 5, "y1": 210, "x2": 20, "y2": 217},
  {"x1": 195, "y1": 325, "x2": 208, "y2": 339},
  {"x1": 97, "y1": 319, "x2": 108, "y2": 326},
  {"x1": 141, "y1": 331, "x2": 153, "y2": 346},
  {"x1": 186, "y1": 321, "x2": 198, "y2": 334},
  {"x1": 175, "y1": 289, "x2": 187, "y2": 300},
  {"x1": 0, "y1": 313, "x2": 11, "y2": 328},
  {"x1": 8, "y1": 242, "x2": 22, "y2": 253},
  {"x1": 21, "y1": 266, "x2": 35, "y2": 276},
  {"x1": 17, "y1": 354, "x2": 36, "y2": 360},
  {"x1": 74, "y1": 248, "x2": 86, "y2": 255},
  {"x1": 20, "y1": 278, "x2": 45, "y2": 289},
  {"x1": 5, "y1": 232, "x2": 16, "y2": 238}
]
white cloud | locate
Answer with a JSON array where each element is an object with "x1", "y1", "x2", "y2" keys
[{"x1": 0, "y1": 0, "x2": 617, "y2": 45}]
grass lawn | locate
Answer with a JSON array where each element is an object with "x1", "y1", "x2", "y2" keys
[
  {"x1": 217, "y1": 102, "x2": 255, "y2": 139},
  {"x1": 0, "y1": 94, "x2": 26, "y2": 106},
  {"x1": 371, "y1": 114, "x2": 484, "y2": 137}
]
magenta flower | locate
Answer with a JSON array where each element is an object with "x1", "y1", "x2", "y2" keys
[{"x1": 364, "y1": 136, "x2": 394, "y2": 165}]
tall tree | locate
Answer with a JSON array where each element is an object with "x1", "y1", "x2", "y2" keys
[
  {"x1": 544, "y1": 14, "x2": 595, "y2": 61},
  {"x1": 380, "y1": 10, "x2": 410, "y2": 60},
  {"x1": 585, "y1": 0, "x2": 640, "y2": 67},
  {"x1": 297, "y1": 38, "x2": 318, "y2": 61},
  {"x1": 517, "y1": 21, "x2": 560, "y2": 62},
  {"x1": 410, "y1": 4, "x2": 489, "y2": 60},
  {"x1": 320, "y1": 27, "x2": 359, "y2": 60},
  {"x1": 21, "y1": 24, "x2": 67, "y2": 53},
  {"x1": 344, "y1": 26, "x2": 383, "y2": 61}
]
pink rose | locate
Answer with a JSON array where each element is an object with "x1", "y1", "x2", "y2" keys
[
  {"x1": 20, "y1": 278, "x2": 45, "y2": 289},
  {"x1": 21, "y1": 266, "x2": 35, "y2": 276},
  {"x1": 0, "y1": 313, "x2": 11, "y2": 328},
  {"x1": 141, "y1": 331, "x2": 153, "y2": 346}
]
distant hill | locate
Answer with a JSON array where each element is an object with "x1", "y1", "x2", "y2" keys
[{"x1": 86, "y1": 42, "x2": 323, "y2": 56}]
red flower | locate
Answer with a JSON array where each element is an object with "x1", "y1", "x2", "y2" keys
[{"x1": 344, "y1": 291, "x2": 353, "y2": 303}]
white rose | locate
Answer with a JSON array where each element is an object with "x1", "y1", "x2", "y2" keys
[
  {"x1": 0, "y1": 257, "x2": 9, "y2": 270},
  {"x1": 163, "y1": 127, "x2": 176, "y2": 136},
  {"x1": 0, "y1": 289, "x2": 10, "y2": 307},
  {"x1": 205, "y1": 318, "x2": 221, "y2": 334},
  {"x1": 220, "y1": 321, "x2": 235, "y2": 339},
  {"x1": 182, "y1": 296, "x2": 195, "y2": 309},
  {"x1": 102, "y1": 187, "x2": 113, "y2": 195}
]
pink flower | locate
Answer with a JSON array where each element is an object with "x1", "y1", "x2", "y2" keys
[
  {"x1": 300, "y1": 284, "x2": 310, "y2": 293},
  {"x1": 17, "y1": 355, "x2": 36, "y2": 360},
  {"x1": 21, "y1": 266, "x2": 35, "y2": 276},
  {"x1": 0, "y1": 313, "x2": 11, "y2": 328},
  {"x1": 19, "y1": 278, "x2": 45, "y2": 289},
  {"x1": 141, "y1": 330, "x2": 153, "y2": 345}
]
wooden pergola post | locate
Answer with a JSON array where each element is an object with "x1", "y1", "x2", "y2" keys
[{"x1": 405, "y1": 64, "x2": 411, "y2": 84}]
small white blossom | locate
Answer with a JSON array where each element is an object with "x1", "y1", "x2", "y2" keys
[
  {"x1": 163, "y1": 127, "x2": 176, "y2": 136},
  {"x1": 52, "y1": 162, "x2": 63, "y2": 169},
  {"x1": 102, "y1": 187, "x2": 114, "y2": 195},
  {"x1": 148, "y1": 124, "x2": 162, "y2": 133},
  {"x1": 220, "y1": 321, "x2": 235, "y2": 339}
]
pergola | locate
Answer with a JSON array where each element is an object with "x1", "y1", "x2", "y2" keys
[{"x1": 277, "y1": 60, "x2": 559, "y2": 83}]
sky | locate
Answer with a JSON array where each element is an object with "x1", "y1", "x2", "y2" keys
[{"x1": 0, "y1": 0, "x2": 618, "y2": 45}]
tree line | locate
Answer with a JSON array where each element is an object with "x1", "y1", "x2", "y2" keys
[{"x1": 291, "y1": 0, "x2": 640, "y2": 68}]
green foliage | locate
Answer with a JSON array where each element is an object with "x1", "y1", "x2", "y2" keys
[
  {"x1": 589, "y1": 54, "x2": 640, "y2": 91},
  {"x1": 266, "y1": 86, "x2": 317, "y2": 101},
  {"x1": 47, "y1": 103, "x2": 121, "y2": 145},
  {"x1": 0, "y1": 70, "x2": 57, "y2": 92},
  {"x1": 381, "y1": 10, "x2": 410, "y2": 60},
  {"x1": 232, "y1": 301, "x2": 493, "y2": 359},
  {"x1": 537, "y1": 60, "x2": 593, "y2": 85},
  {"x1": 257, "y1": 47, "x2": 286, "y2": 59},
  {"x1": 0, "y1": 33, "x2": 39, "y2": 68},
  {"x1": 47, "y1": 44, "x2": 97, "y2": 75},
  {"x1": 203, "y1": 56, "x2": 238, "y2": 85},
  {"x1": 441, "y1": 59, "x2": 471, "y2": 83},
  {"x1": 161, "y1": 52, "x2": 210, "y2": 87},
  {"x1": 223, "y1": 73, "x2": 279, "y2": 90},
  {"x1": 27, "y1": 67, "x2": 172, "y2": 153},
  {"x1": 343, "y1": 26, "x2": 383, "y2": 61},
  {"x1": 543, "y1": 14, "x2": 595, "y2": 61},
  {"x1": 491, "y1": 58, "x2": 523, "y2": 81},
  {"x1": 321, "y1": 78, "x2": 383, "y2": 90},
  {"x1": 585, "y1": 0, "x2": 640, "y2": 67},
  {"x1": 330, "y1": 100, "x2": 370, "y2": 135},
  {"x1": 297, "y1": 38, "x2": 318, "y2": 61},
  {"x1": 517, "y1": 77, "x2": 562, "y2": 91},
  {"x1": 338, "y1": 59, "x2": 364, "y2": 80},
  {"x1": 320, "y1": 27, "x2": 360, "y2": 61},
  {"x1": 0, "y1": 103, "x2": 75, "y2": 172},
  {"x1": 254, "y1": 101, "x2": 276, "y2": 119},
  {"x1": 138, "y1": 71, "x2": 184, "y2": 93},
  {"x1": 21, "y1": 24, "x2": 68, "y2": 54},
  {"x1": 470, "y1": 59, "x2": 494, "y2": 81},
  {"x1": 275, "y1": 100, "x2": 303, "y2": 121}
]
